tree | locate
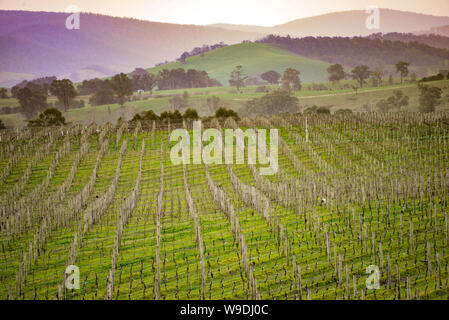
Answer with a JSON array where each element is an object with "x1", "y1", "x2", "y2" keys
[
  {"x1": 49, "y1": 79, "x2": 77, "y2": 112},
  {"x1": 261, "y1": 70, "x2": 281, "y2": 84},
  {"x1": 395, "y1": 61, "x2": 410, "y2": 84},
  {"x1": 350, "y1": 65, "x2": 370, "y2": 88},
  {"x1": 183, "y1": 108, "x2": 199, "y2": 120},
  {"x1": 282, "y1": 68, "x2": 301, "y2": 91},
  {"x1": 229, "y1": 66, "x2": 247, "y2": 91},
  {"x1": 0, "y1": 119, "x2": 6, "y2": 130},
  {"x1": 0, "y1": 88, "x2": 8, "y2": 99},
  {"x1": 418, "y1": 83, "x2": 442, "y2": 113},
  {"x1": 327, "y1": 64, "x2": 346, "y2": 83},
  {"x1": 17, "y1": 86, "x2": 47, "y2": 119},
  {"x1": 27, "y1": 108, "x2": 66, "y2": 127},
  {"x1": 110, "y1": 73, "x2": 132, "y2": 107}
]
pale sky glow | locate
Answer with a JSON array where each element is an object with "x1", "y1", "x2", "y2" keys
[{"x1": 1, "y1": 0, "x2": 448, "y2": 26}]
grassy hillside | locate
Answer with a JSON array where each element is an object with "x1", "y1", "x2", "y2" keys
[{"x1": 147, "y1": 43, "x2": 332, "y2": 85}]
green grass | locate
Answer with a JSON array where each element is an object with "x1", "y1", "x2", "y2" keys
[{"x1": 147, "y1": 43, "x2": 332, "y2": 85}]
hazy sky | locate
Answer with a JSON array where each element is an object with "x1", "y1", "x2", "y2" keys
[{"x1": 1, "y1": 0, "x2": 449, "y2": 26}]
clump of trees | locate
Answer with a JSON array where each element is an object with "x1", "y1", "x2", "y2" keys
[
  {"x1": 0, "y1": 119, "x2": 6, "y2": 129},
  {"x1": 259, "y1": 34, "x2": 448, "y2": 71},
  {"x1": 27, "y1": 108, "x2": 66, "y2": 127},
  {"x1": 246, "y1": 90, "x2": 299, "y2": 116},
  {"x1": 176, "y1": 42, "x2": 227, "y2": 63},
  {"x1": 11, "y1": 76, "x2": 56, "y2": 97},
  {"x1": 376, "y1": 90, "x2": 409, "y2": 112},
  {"x1": 158, "y1": 69, "x2": 220, "y2": 90},
  {"x1": 131, "y1": 108, "x2": 200, "y2": 123}
]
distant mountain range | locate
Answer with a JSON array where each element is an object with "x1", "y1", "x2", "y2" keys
[
  {"x1": 1, "y1": 9, "x2": 449, "y2": 87},
  {"x1": 211, "y1": 9, "x2": 449, "y2": 37}
]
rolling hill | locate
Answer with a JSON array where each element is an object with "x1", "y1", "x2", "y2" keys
[
  {"x1": 0, "y1": 10, "x2": 263, "y2": 86},
  {"x1": 212, "y1": 9, "x2": 449, "y2": 37},
  {"x1": 146, "y1": 42, "x2": 332, "y2": 84}
]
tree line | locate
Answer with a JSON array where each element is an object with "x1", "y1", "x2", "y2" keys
[{"x1": 258, "y1": 34, "x2": 449, "y2": 70}]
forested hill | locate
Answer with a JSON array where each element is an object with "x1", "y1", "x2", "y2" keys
[
  {"x1": 368, "y1": 32, "x2": 449, "y2": 50},
  {"x1": 259, "y1": 34, "x2": 449, "y2": 75}
]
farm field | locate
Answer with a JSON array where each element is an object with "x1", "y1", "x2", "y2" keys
[
  {"x1": 0, "y1": 112, "x2": 448, "y2": 300},
  {"x1": 2, "y1": 79, "x2": 449, "y2": 129}
]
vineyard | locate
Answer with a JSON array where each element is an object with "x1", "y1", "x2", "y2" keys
[{"x1": 0, "y1": 112, "x2": 448, "y2": 300}]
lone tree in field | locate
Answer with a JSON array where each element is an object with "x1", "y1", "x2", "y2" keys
[
  {"x1": 327, "y1": 64, "x2": 346, "y2": 83},
  {"x1": 229, "y1": 66, "x2": 247, "y2": 92},
  {"x1": 282, "y1": 68, "x2": 301, "y2": 91},
  {"x1": 50, "y1": 79, "x2": 77, "y2": 112},
  {"x1": 395, "y1": 61, "x2": 410, "y2": 84},
  {"x1": 27, "y1": 108, "x2": 66, "y2": 127},
  {"x1": 0, "y1": 88, "x2": 8, "y2": 99},
  {"x1": 350, "y1": 65, "x2": 370, "y2": 88},
  {"x1": 110, "y1": 73, "x2": 132, "y2": 107},
  {"x1": 418, "y1": 82, "x2": 442, "y2": 113},
  {"x1": 261, "y1": 70, "x2": 281, "y2": 84},
  {"x1": 17, "y1": 85, "x2": 47, "y2": 119}
]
